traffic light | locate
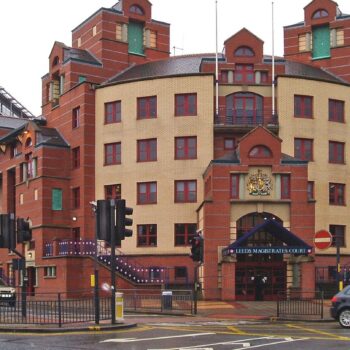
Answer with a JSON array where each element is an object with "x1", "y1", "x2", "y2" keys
[
  {"x1": 96, "y1": 200, "x2": 112, "y2": 242},
  {"x1": 0, "y1": 214, "x2": 15, "y2": 249},
  {"x1": 17, "y1": 218, "x2": 32, "y2": 243},
  {"x1": 190, "y1": 235, "x2": 203, "y2": 262},
  {"x1": 116, "y1": 199, "x2": 133, "y2": 241}
]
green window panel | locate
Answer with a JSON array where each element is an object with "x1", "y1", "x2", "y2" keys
[
  {"x1": 128, "y1": 21, "x2": 144, "y2": 55},
  {"x1": 52, "y1": 188, "x2": 63, "y2": 211},
  {"x1": 312, "y1": 25, "x2": 330, "y2": 59}
]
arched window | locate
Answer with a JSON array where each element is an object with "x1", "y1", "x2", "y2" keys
[
  {"x1": 248, "y1": 145, "x2": 272, "y2": 158},
  {"x1": 52, "y1": 56, "x2": 59, "y2": 67},
  {"x1": 234, "y1": 46, "x2": 254, "y2": 57},
  {"x1": 312, "y1": 9, "x2": 328, "y2": 19},
  {"x1": 226, "y1": 92, "x2": 263, "y2": 125},
  {"x1": 130, "y1": 4, "x2": 144, "y2": 15},
  {"x1": 25, "y1": 137, "x2": 32, "y2": 148}
]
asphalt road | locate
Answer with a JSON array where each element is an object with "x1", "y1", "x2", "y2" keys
[{"x1": 0, "y1": 318, "x2": 349, "y2": 349}]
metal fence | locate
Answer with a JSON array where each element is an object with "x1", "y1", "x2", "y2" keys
[
  {"x1": 0, "y1": 289, "x2": 193, "y2": 327},
  {"x1": 277, "y1": 290, "x2": 324, "y2": 319}
]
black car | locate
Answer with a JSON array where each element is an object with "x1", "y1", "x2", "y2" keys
[{"x1": 330, "y1": 285, "x2": 350, "y2": 328}]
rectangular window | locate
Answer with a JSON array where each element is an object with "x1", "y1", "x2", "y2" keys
[
  {"x1": 224, "y1": 138, "x2": 236, "y2": 150},
  {"x1": 312, "y1": 25, "x2": 330, "y2": 59},
  {"x1": 307, "y1": 181, "x2": 314, "y2": 200},
  {"x1": 175, "y1": 180, "x2": 197, "y2": 203},
  {"x1": 105, "y1": 101, "x2": 121, "y2": 124},
  {"x1": 329, "y1": 99, "x2": 344, "y2": 123},
  {"x1": 137, "y1": 182, "x2": 157, "y2": 204},
  {"x1": 137, "y1": 224, "x2": 157, "y2": 246},
  {"x1": 175, "y1": 266, "x2": 188, "y2": 279},
  {"x1": 137, "y1": 138, "x2": 157, "y2": 162},
  {"x1": 329, "y1": 141, "x2": 345, "y2": 164},
  {"x1": 329, "y1": 225, "x2": 345, "y2": 247},
  {"x1": 175, "y1": 93, "x2": 197, "y2": 116},
  {"x1": 137, "y1": 96, "x2": 157, "y2": 119},
  {"x1": 336, "y1": 28, "x2": 344, "y2": 46},
  {"x1": 230, "y1": 174, "x2": 240, "y2": 199},
  {"x1": 116, "y1": 22, "x2": 122, "y2": 40},
  {"x1": 234, "y1": 64, "x2": 254, "y2": 83},
  {"x1": 27, "y1": 156, "x2": 37, "y2": 179},
  {"x1": 149, "y1": 266, "x2": 161, "y2": 279},
  {"x1": 44, "y1": 266, "x2": 56, "y2": 278},
  {"x1": 329, "y1": 183, "x2": 345, "y2": 205},
  {"x1": 72, "y1": 187, "x2": 80, "y2": 209},
  {"x1": 294, "y1": 138, "x2": 313, "y2": 161},
  {"x1": 298, "y1": 33, "x2": 307, "y2": 51},
  {"x1": 220, "y1": 70, "x2": 228, "y2": 83},
  {"x1": 72, "y1": 147, "x2": 80, "y2": 169},
  {"x1": 149, "y1": 30, "x2": 157, "y2": 48},
  {"x1": 260, "y1": 71, "x2": 268, "y2": 83},
  {"x1": 105, "y1": 184, "x2": 121, "y2": 200},
  {"x1": 52, "y1": 188, "x2": 63, "y2": 211},
  {"x1": 294, "y1": 95, "x2": 313, "y2": 118},
  {"x1": 174, "y1": 223, "x2": 196, "y2": 246},
  {"x1": 281, "y1": 174, "x2": 291, "y2": 199},
  {"x1": 175, "y1": 136, "x2": 197, "y2": 159},
  {"x1": 72, "y1": 107, "x2": 80, "y2": 128},
  {"x1": 104, "y1": 142, "x2": 121, "y2": 165}
]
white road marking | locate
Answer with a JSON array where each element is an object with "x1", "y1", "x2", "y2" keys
[
  {"x1": 147, "y1": 336, "x2": 307, "y2": 350},
  {"x1": 100, "y1": 332, "x2": 215, "y2": 343},
  {"x1": 147, "y1": 336, "x2": 272, "y2": 350},
  {"x1": 234, "y1": 337, "x2": 307, "y2": 349}
]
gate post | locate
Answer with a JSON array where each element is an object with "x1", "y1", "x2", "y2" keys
[{"x1": 221, "y1": 259, "x2": 236, "y2": 301}]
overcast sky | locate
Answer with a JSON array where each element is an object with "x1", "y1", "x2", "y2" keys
[{"x1": 1, "y1": 0, "x2": 349, "y2": 116}]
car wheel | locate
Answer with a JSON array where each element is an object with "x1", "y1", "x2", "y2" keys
[{"x1": 339, "y1": 309, "x2": 350, "y2": 328}]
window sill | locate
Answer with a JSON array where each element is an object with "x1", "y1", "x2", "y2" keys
[
  {"x1": 312, "y1": 55, "x2": 331, "y2": 61},
  {"x1": 128, "y1": 51, "x2": 146, "y2": 57}
]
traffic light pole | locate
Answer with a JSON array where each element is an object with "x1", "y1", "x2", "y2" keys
[
  {"x1": 110, "y1": 200, "x2": 116, "y2": 325},
  {"x1": 11, "y1": 248, "x2": 26, "y2": 317},
  {"x1": 193, "y1": 263, "x2": 200, "y2": 315},
  {"x1": 92, "y1": 204, "x2": 100, "y2": 325}
]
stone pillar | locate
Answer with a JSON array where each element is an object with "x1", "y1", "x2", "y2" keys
[
  {"x1": 221, "y1": 260, "x2": 236, "y2": 301},
  {"x1": 300, "y1": 258, "x2": 315, "y2": 298},
  {"x1": 53, "y1": 238, "x2": 61, "y2": 256}
]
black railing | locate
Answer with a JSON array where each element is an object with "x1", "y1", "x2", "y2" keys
[
  {"x1": 277, "y1": 290, "x2": 324, "y2": 319},
  {"x1": 0, "y1": 289, "x2": 193, "y2": 326},
  {"x1": 215, "y1": 107, "x2": 278, "y2": 127}
]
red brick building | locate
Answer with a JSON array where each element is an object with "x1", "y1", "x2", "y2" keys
[{"x1": 0, "y1": 0, "x2": 350, "y2": 300}]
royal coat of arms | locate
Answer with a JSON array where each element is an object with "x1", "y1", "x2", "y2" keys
[{"x1": 247, "y1": 169, "x2": 272, "y2": 196}]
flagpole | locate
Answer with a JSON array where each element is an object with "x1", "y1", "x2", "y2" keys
[
  {"x1": 215, "y1": 0, "x2": 219, "y2": 121},
  {"x1": 272, "y1": 1, "x2": 275, "y2": 118}
]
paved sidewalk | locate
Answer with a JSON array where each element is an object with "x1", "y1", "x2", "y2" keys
[{"x1": 196, "y1": 300, "x2": 333, "y2": 321}]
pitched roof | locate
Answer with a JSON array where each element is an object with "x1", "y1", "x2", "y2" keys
[
  {"x1": 103, "y1": 55, "x2": 214, "y2": 85},
  {"x1": 63, "y1": 48, "x2": 102, "y2": 66},
  {"x1": 0, "y1": 118, "x2": 68, "y2": 148},
  {"x1": 283, "y1": 60, "x2": 347, "y2": 84}
]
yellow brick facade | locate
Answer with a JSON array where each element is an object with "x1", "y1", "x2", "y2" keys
[
  {"x1": 277, "y1": 77, "x2": 350, "y2": 254},
  {"x1": 95, "y1": 75, "x2": 214, "y2": 255}
]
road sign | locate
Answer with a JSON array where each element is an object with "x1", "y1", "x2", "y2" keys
[{"x1": 314, "y1": 230, "x2": 333, "y2": 250}]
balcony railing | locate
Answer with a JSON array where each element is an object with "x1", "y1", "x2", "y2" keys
[{"x1": 215, "y1": 107, "x2": 278, "y2": 127}]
